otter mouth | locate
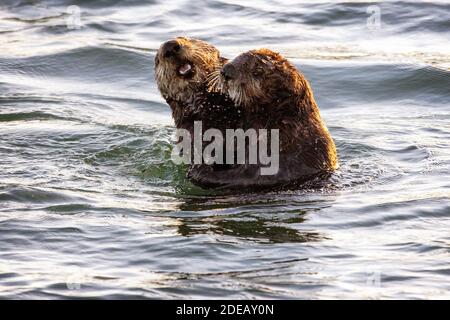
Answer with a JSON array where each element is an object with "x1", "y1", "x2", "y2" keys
[{"x1": 177, "y1": 62, "x2": 194, "y2": 78}]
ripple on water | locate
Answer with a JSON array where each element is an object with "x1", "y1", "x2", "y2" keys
[{"x1": 0, "y1": 0, "x2": 450, "y2": 300}]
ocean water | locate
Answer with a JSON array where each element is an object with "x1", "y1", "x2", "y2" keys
[{"x1": 0, "y1": 0, "x2": 449, "y2": 299}]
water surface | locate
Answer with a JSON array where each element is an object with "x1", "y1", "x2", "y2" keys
[{"x1": 0, "y1": 0, "x2": 449, "y2": 299}]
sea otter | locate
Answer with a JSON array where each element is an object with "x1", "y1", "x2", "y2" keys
[
  {"x1": 196, "y1": 48, "x2": 339, "y2": 189},
  {"x1": 155, "y1": 37, "x2": 243, "y2": 133},
  {"x1": 154, "y1": 37, "x2": 245, "y2": 185}
]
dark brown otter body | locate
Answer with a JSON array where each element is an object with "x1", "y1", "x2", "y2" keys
[
  {"x1": 154, "y1": 37, "x2": 244, "y2": 182},
  {"x1": 195, "y1": 48, "x2": 338, "y2": 189}
]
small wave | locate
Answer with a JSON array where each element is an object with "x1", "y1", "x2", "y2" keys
[
  {"x1": 0, "y1": 45, "x2": 152, "y2": 82},
  {"x1": 302, "y1": 61, "x2": 450, "y2": 107},
  {"x1": 0, "y1": 111, "x2": 66, "y2": 122},
  {"x1": 0, "y1": 186, "x2": 88, "y2": 204}
]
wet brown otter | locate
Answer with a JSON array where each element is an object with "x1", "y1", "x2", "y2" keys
[
  {"x1": 197, "y1": 48, "x2": 339, "y2": 189},
  {"x1": 155, "y1": 37, "x2": 242, "y2": 133},
  {"x1": 154, "y1": 37, "x2": 245, "y2": 185}
]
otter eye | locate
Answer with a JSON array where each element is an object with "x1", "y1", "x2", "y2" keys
[{"x1": 252, "y1": 67, "x2": 264, "y2": 77}]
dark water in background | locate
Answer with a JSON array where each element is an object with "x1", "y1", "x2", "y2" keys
[{"x1": 0, "y1": 0, "x2": 449, "y2": 299}]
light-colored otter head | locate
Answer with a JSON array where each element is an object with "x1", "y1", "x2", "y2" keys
[
  {"x1": 218, "y1": 49, "x2": 306, "y2": 109},
  {"x1": 155, "y1": 37, "x2": 224, "y2": 103}
]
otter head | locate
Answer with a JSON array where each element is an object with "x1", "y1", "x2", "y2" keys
[
  {"x1": 155, "y1": 37, "x2": 224, "y2": 103},
  {"x1": 218, "y1": 49, "x2": 305, "y2": 109}
]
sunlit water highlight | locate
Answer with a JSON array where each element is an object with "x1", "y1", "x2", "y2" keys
[{"x1": 0, "y1": 0, "x2": 449, "y2": 299}]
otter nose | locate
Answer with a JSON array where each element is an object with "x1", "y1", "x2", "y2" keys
[
  {"x1": 161, "y1": 40, "x2": 181, "y2": 58},
  {"x1": 221, "y1": 64, "x2": 237, "y2": 81}
]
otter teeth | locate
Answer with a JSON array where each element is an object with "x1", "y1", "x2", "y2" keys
[{"x1": 179, "y1": 64, "x2": 192, "y2": 75}]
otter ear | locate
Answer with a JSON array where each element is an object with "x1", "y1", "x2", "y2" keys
[
  {"x1": 278, "y1": 89, "x2": 291, "y2": 100},
  {"x1": 274, "y1": 77, "x2": 292, "y2": 100},
  {"x1": 252, "y1": 66, "x2": 264, "y2": 77},
  {"x1": 260, "y1": 59, "x2": 276, "y2": 71},
  {"x1": 219, "y1": 56, "x2": 229, "y2": 64}
]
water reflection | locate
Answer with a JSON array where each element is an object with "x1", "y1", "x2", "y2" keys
[
  {"x1": 173, "y1": 195, "x2": 334, "y2": 243},
  {"x1": 2, "y1": 0, "x2": 449, "y2": 300},
  {"x1": 177, "y1": 217, "x2": 325, "y2": 244}
]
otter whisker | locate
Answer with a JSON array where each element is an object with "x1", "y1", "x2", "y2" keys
[
  {"x1": 205, "y1": 70, "x2": 220, "y2": 83},
  {"x1": 206, "y1": 70, "x2": 221, "y2": 92},
  {"x1": 192, "y1": 51, "x2": 209, "y2": 67},
  {"x1": 207, "y1": 79, "x2": 219, "y2": 92},
  {"x1": 206, "y1": 74, "x2": 219, "y2": 86}
]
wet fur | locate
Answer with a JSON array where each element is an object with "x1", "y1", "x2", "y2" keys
[
  {"x1": 197, "y1": 48, "x2": 339, "y2": 189},
  {"x1": 155, "y1": 40, "x2": 338, "y2": 190},
  {"x1": 155, "y1": 37, "x2": 222, "y2": 105},
  {"x1": 154, "y1": 37, "x2": 244, "y2": 182}
]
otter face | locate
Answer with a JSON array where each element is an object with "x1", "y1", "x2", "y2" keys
[
  {"x1": 155, "y1": 37, "x2": 223, "y2": 102},
  {"x1": 218, "y1": 49, "x2": 300, "y2": 108}
]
